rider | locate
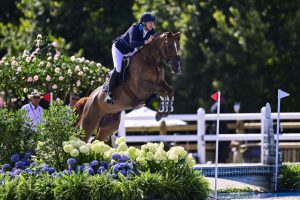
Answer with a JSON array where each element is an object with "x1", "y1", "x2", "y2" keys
[{"x1": 104, "y1": 12, "x2": 156, "y2": 104}]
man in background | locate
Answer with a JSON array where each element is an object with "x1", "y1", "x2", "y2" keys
[{"x1": 21, "y1": 90, "x2": 43, "y2": 129}]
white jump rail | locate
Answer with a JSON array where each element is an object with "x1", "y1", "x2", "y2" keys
[{"x1": 118, "y1": 107, "x2": 300, "y2": 163}]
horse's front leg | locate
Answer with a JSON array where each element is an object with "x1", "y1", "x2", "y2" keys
[
  {"x1": 139, "y1": 81, "x2": 168, "y2": 121},
  {"x1": 159, "y1": 81, "x2": 174, "y2": 115},
  {"x1": 155, "y1": 81, "x2": 174, "y2": 120}
]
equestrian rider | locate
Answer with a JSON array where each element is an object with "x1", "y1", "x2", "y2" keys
[{"x1": 104, "y1": 12, "x2": 156, "y2": 104}]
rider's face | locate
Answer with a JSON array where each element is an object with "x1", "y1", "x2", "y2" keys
[{"x1": 144, "y1": 21, "x2": 155, "y2": 31}]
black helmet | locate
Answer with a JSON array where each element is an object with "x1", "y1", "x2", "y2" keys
[{"x1": 140, "y1": 12, "x2": 155, "y2": 23}]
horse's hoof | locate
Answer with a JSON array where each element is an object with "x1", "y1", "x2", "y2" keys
[{"x1": 155, "y1": 113, "x2": 162, "y2": 121}]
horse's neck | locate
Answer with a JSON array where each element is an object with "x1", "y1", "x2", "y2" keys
[{"x1": 137, "y1": 43, "x2": 161, "y2": 64}]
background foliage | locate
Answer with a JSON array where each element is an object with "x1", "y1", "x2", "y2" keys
[{"x1": 1, "y1": 0, "x2": 300, "y2": 112}]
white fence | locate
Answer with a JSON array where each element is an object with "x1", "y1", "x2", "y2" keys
[{"x1": 118, "y1": 107, "x2": 300, "y2": 163}]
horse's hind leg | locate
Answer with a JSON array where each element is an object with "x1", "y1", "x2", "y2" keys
[
  {"x1": 95, "y1": 112, "x2": 121, "y2": 141},
  {"x1": 81, "y1": 104, "x2": 104, "y2": 143}
]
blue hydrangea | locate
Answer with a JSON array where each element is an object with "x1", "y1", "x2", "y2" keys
[
  {"x1": 113, "y1": 164, "x2": 121, "y2": 171},
  {"x1": 127, "y1": 162, "x2": 133, "y2": 170},
  {"x1": 40, "y1": 164, "x2": 49, "y2": 172},
  {"x1": 120, "y1": 169, "x2": 127, "y2": 176},
  {"x1": 24, "y1": 151, "x2": 32, "y2": 159},
  {"x1": 30, "y1": 162, "x2": 36, "y2": 167},
  {"x1": 119, "y1": 163, "x2": 126, "y2": 168},
  {"x1": 84, "y1": 167, "x2": 94, "y2": 175},
  {"x1": 112, "y1": 173, "x2": 118, "y2": 179},
  {"x1": 107, "y1": 164, "x2": 113, "y2": 169},
  {"x1": 127, "y1": 170, "x2": 134, "y2": 175},
  {"x1": 15, "y1": 161, "x2": 26, "y2": 170},
  {"x1": 97, "y1": 166, "x2": 105, "y2": 174},
  {"x1": 112, "y1": 153, "x2": 121, "y2": 161},
  {"x1": 100, "y1": 161, "x2": 108, "y2": 167},
  {"x1": 12, "y1": 169, "x2": 22, "y2": 176},
  {"x1": 75, "y1": 165, "x2": 84, "y2": 173},
  {"x1": 89, "y1": 160, "x2": 99, "y2": 167},
  {"x1": 120, "y1": 155, "x2": 130, "y2": 162},
  {"x1": 1, "y1": 164, "x2": 11, "y2": 172},
  {"x1": 10, "y1": 153, "x2": 20, "y2": 163},
  {"x1": 67, "y1": 158, "x2": 77, "y2": 165},
  {"x1": 48, "y1": 167, "x2": 55, "y2": 174}
]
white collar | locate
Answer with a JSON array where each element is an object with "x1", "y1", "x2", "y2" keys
[{"x1": 143, "y1": 28, "x2": 148, "y2": 37}]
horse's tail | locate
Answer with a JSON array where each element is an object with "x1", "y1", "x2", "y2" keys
[{"x1": 74, "y1": 97, "x2": 89, "y2": 127}]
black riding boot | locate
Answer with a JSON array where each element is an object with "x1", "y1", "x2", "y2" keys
[{"x1": 104, "y1": 69, "x2": 119, "y2": 104}]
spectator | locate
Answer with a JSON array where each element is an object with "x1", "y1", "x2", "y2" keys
[
  {"x1": 69, "y1": 93, "x2": 80, "y2": 109},
  {"x1": 21, "y1": 90, "x2": 43, "y2": 129},
  {"x1": 0, "y1": 91, "x2": 6, "y2": 107}
]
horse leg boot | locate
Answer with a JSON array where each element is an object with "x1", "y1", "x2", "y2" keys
[{"x1": 104, "y1": 69, "x2": 119, "y2": 104}]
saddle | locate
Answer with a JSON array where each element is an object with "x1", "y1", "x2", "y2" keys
[{"x1": 102, "y1": 57, "x2": 130, "y2": 92}]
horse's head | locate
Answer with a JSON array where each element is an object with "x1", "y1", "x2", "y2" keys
[{"x1": 153, "y1": 32, "x2": 182, "y2": 74}]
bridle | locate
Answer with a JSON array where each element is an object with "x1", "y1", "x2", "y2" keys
[{"x1": 139, "y1": 33, "x2": 181, "y2": 66}]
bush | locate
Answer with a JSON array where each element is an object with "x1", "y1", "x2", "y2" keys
[
  {"x1": 35, "y1": 102, "x2": 84, "y2": 170},
  {"x1": 0, "y1": 108, "x2": 37, "y2": 164},
  {"x1": 0, "y1": 34, "x2": 109, "y2": 108},
  {"x1": 0, "y1": 171, "x2": 209, "y2": 200},
  {"x1": 279, "y1": 163, "x2": 300, "y2": 191}
]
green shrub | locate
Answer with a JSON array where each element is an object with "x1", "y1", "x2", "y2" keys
[
  {"x1": 0, "y1": 175, "x2": 19, "y2": 200},
  {"x1": 36, "y1": 102, "x2": 84, "y2": 170},
  {"x1": 0, "y1": 108, "x2": 37, "y2": 164},
  {"x1": 33, "y1": 174, "x2": 55, "y2": 200},
  {"x1": 16, "y1": 175, "x2": 36, "y2": 200},
  {"x1": 54, "y1": 172, "x2": 89, "y2": 200},
  {"x1": 279, "y1": 163, "x2": 300, "y2": 191}
]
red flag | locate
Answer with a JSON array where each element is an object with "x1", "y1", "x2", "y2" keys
[
  {"x1": 211, "y1": 92, "x2": 219, "y2": 102},
  {"x1": 43, "y1": 92, "x2": 52, "y2": 105}
]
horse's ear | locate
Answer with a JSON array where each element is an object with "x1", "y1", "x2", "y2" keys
[{"x1": 173, "y1": 32, "x2": 181, "y2": 40}]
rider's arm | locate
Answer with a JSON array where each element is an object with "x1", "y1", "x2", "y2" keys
[{"x1": 129, "y1": 26, "x2": 146, "y2": 48}]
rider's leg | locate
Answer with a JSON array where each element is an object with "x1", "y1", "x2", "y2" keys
[
  {"x1": 104, "y1": 43, "x2": 122, "y2": 104},
  {"x1": 104, "y1": 69, "x2": 119, "y2": 104}
]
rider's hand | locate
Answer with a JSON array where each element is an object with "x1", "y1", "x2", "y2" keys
[{"x1": 145, "y1": 35, "x2": 155, "y2": 44}]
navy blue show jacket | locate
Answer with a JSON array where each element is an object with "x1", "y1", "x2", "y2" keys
[{"x1": 114, "y1": 23, "x2": 155, "y2": 54}]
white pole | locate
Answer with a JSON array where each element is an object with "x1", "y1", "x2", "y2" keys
[
  {"x1": 275, "y1": 96, "x2": 281, "y2": 191},
  {"x1": 214, "y1": 91, "x2": 221, "y2": 200},
  {"x1": 197, "y1": 108, "x2": 206, "y2": 164},
  {"x1": 260, "y1": 106, "x2": 266, "y2": 163},
  {"x1": 118, "y1": 111, "x2": 126, "y2": 137}
]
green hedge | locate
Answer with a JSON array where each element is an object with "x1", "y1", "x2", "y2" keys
[
  {"x1": 0, "y1": 170, "x2": 209, "y2": 200},
  {"x1": 279, "y1": 163, "x2": 300, "y2": 191}
]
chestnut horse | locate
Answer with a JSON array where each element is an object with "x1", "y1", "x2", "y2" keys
[{"x1": 76, "y1": 32, "x2": 182, "y2": 142}]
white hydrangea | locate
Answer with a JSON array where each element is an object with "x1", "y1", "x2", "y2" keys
[
  {"x1": 145, "y1": 152, "x2": 154, "y2": 161},
  {"x1": 154, "y1": 147, "x2": 167, "y2": 161},
  {"x1": 126, "y1": 147, "x2": 141, "y2": 160},
  {"x1": 63, "y1": 144, "x2": 74, "y2": 153},
  {"x1": 136, "y1": 155, "x2": 147, "y2": 166},
  {"x1": 104, "y1": 148, "x2": 116, "y2": 159},
  {"x1": 79, "y1": 145, "x2": 90, "y2": 155},
  {"x1": 166, "y1": 151, "x2": 179, "y2": 163},
  {"x1": 70, "y1": 149, "x2": 79, "y2": 157},
  {"x1": 169, "y1": 146, "x2": 187, "y2": 159},
  {"x1": 117, "y1": 142, "x2": 128, "y2": 152},
  {"x1": 115, "y1": 136, "x2": 126, "y2": 145},
  {"x1": 186, "y1": 154, "x2": 196, "y2": 168},
  {"x1": 92, "y1": 142, "x2": 110, "y2": 154},
  {"x1": 141, "y1": 142, "x2": 159, "y2": 153}
]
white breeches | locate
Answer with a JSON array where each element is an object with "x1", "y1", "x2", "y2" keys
[{"x1": 112, "y1": 43, "x2": 137, "y2": 73}]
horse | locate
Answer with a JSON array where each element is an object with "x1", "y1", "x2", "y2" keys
[{"x1": 76, "y1": 32, "x2": 182, "y2": 142}]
